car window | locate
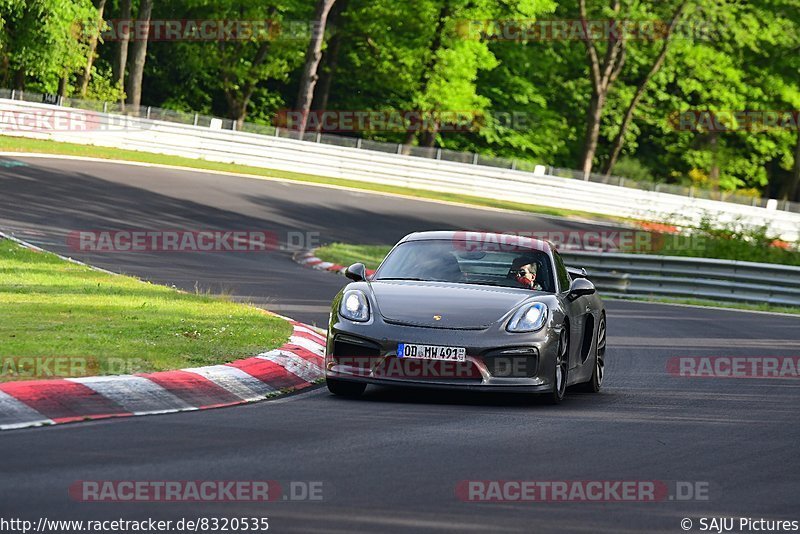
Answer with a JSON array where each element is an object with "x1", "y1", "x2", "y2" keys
[
  {"x1": 374, "y1": 240, "x2": 556, "y2": 293},
  {"x1": 553, "y1": 251, "x2": 572, "y2": 292}
]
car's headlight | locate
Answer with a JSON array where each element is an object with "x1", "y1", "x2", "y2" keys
[
  {"x1": 340, "y1": 290, "x2": 370, "y2": 322},
  {"x1": 507, "y1": 302, "x2": 548, "y2": 332}
]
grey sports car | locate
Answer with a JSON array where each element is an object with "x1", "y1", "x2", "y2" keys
[{"x1": 325, "y1": 231, "x2": 606, "y2": 403}]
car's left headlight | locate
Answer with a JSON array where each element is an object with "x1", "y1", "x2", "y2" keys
[
  {"x1": 507, "y1": 302, "x2": 548, "y2": 332},
  {"x1": 340, "y1": 289, "x2": 370, "y2": 322}
]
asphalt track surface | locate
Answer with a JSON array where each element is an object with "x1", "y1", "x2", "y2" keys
[{"x1": 0, "y1": 155, "x2": 798, "y2": 533}]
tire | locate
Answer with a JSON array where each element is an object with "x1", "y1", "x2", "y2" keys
[
  {"x1": 326, "y1": 377, "x2": 367, "y2": 397},
  {"x1": 544, "y1": 327, "x2": 569, "y2": 404},
  {"x1": 578, "y1": 314, "x2": 606, "y2": 393}
]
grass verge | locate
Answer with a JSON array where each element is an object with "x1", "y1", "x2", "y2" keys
[
  {"x1": 312, "y1": 242, "x2": 799, "y2": 315},
  {"x1": 0, "y1": 135, "x2": 620, "y2": 222},
  {"x1": 314, "y1": 243, "x2": 392, "y2": 271},
  {"x1": 0, "y1": 239, "x2": 292, "y2": 381}
]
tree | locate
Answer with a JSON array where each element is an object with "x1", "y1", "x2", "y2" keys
[
  {"x1": 0, "y1": 0, "x2": 95, "y2": 92},
  {"x1": 295, "y1": 0, "x2": 337, "y2": 136},
  {"x1": 126, "y1": 0, "x2": 153, "y2": 109},
  {"x1": 76, "y1": 0, "x2": 107, "y2": 97},
  {"x1": 113, "y1": 0, "x2": 132, "y2": 106}
]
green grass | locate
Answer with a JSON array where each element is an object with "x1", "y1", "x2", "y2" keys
[
  {"x1": 314, "y1": 243, "x2": 392, "y2": 271},
  {"x1": 312, "y1": 242, "x2": 799, "y2": 315},
  {"x1": 0, "y1": 135, "x2": 622, "y2": 222},
  {"x1": 0, "y1": 239, "x2": 292, "y2": 381},
  {"x1": 636, "y1": 229, "x2": 800, "y2": 266}
]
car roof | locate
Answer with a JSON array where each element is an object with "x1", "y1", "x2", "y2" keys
[{"x1": 398, "y1": 231, "x2": 554, "y2": 254}]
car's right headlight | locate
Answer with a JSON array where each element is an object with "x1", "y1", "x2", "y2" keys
[
  {"x1": 339, "y1": 290, "x2": 370, "y2": 322},
  {"x1": 507, "y1": 302, "x2": 548, "y2": 332}
]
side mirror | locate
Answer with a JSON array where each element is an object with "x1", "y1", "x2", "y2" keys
[
  {"x1": 345, "y1": 263, "x2": 367, "y2": 282},
  {"x1": 567, "y1": 277, "x2": 596, "y2": 301}
]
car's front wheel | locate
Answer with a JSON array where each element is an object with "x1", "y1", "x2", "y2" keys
[
  {"x1": 544, "y1": 328, "x2": 569, "y2": 404},
  {"x1": 326, "y1": 378, "x2": 367, "y2": 397}
]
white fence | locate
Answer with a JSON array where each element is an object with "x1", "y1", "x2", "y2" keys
[{"x1": 1, "y1": 98, "x2": 798, "y2": 242}]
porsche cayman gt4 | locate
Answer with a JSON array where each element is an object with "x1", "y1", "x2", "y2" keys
[{"x1": 325, "y1": 231, "x2": 606, "y2": 403}]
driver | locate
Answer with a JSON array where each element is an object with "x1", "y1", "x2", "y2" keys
[{"x1": 509, "y1": 257, "x2": 542, "y2": 290}]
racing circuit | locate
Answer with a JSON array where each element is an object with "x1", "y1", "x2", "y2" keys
[{"x1": 1, "y1": 155, "x2": 799, "y2": 532}]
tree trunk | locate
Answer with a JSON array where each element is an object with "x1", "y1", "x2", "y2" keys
[
  {"x1": 403, "y1": 1, "x2": 450, "y2": 149},
  {"x1": 77, "y1": 0, "x2": 108, "y2": 97},
  {"x1": 13, "y1": 68, "x2": 25, "y2": 91},
  {"x1": 295, "y1": 0, "x2": 337, "y2": 136},
  {"x1": 114, "y1": 0, "x2": 132, "y2": 106},
  {"x1": 311, "y1": 0, "x2": 347, "y2": 129},
  {"x1": 126, "y1": 0, "x2": 154, "y2": 110},
  {"x1": 577, "y1": 0, "x2": 624, "y2": 177},
  {"x1": 581, "y1": 91, "x2": 605, "y2": 178},
  {"x1": 790, "y1": 131, "x2": 800, "y2": 201},
  {"x1": 58, "y1": 72, "x2": 68, "y2": 98},
  {"x1": 420, "y1": 121, "x2": 440, "y2": 148},
  {"x1": 603, "y1": 1, "x2": 688, "y2": 175}
]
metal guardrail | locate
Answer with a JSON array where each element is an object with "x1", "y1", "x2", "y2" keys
[
  {"x1": 561, "y1": 250, "x2": 800, "y2": 307},
  {"x1": 1, "y1": 87, "x2": 796, "y2": 214}
]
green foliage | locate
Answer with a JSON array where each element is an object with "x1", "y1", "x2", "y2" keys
[
  {"x1": 0, "y1": 0, "x2": 96, "y2": 91},
  {"x1": 612, "y1": 157, "x2": 655, "y2": 183}
]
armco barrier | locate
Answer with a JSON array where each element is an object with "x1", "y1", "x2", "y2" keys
[
  {"x1": 561, "y1": 250, "x2": 800, "y2": 307},
  {"x1": 1, "y1": 98, "x2": 798, "y2": 241}
]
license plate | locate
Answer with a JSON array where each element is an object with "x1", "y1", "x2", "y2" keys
[{"x1": 397, "y1": 343, "x2": 466, "y2": 362}]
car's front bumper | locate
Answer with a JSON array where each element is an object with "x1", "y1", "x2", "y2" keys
[{"x1": 325, "y1": 316, "x2": 562, "y2": 393}]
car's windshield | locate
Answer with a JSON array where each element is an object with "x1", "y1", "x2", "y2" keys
[{"x1": 374, "y1": 239, "x2": 555, "y2": 293}]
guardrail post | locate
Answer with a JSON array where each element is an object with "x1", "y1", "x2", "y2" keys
[
  {"x1": 193, "y1": 113, "x2": 199, "y2": 126},
  {"x1": 436, "y1": 148, "x2": 442, "y2": 160},
  {"x1": 316, "y1": 132, "x2": 322, "y2": 143},
  {"x1": 10, "y1": 89, "x2": 15, "y2": 100},
  {"x1": 511, "y1": 160, "x2": 517, "y2": 170},
  {"x1": 357, "y1": 138, "x2": 363, "y2": 149},
  {"x1": 103, "y1": 102, "x2": 108, "y2": 113},
  {"x1": 396, "y1": 144, "x2": 402, "y2": 154},
  {"x1": 146, "y1": 106, "x2": 151, "y2": 119},
  {"x1": 275, "y1": 127, "x2": 280, "y2": 137},
  {"x1": 472, "y1": 153, "x2": 478, "y2": 165}
]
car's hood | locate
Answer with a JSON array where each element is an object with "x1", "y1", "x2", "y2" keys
[{"x1": 370, "y1": 280, "x2": 537, "y2": 329}]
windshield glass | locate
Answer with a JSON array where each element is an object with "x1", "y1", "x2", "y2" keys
[{"x1": 374, "y1": 239, "x2": 555, "y2": 292}]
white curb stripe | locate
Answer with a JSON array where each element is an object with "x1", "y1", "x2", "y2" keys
[
  {"x1": 184, "y1": 365, "x2": 277, "y2": 402},
  {"x1": 293, "y1": 325, "x2": 326, "y2": 343},
  {"x1": 289, "y1": 335, "x2": 325, "y2": 357},
  {"x1": 69, "y1": 376, "x2": 194, "y2": 414},
  {"x1": 257, "y1": 350, "x2": 324, "y2": 383},
  {"x1": 0, "y1": 390, "x2": 55, "y2": 429}
]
